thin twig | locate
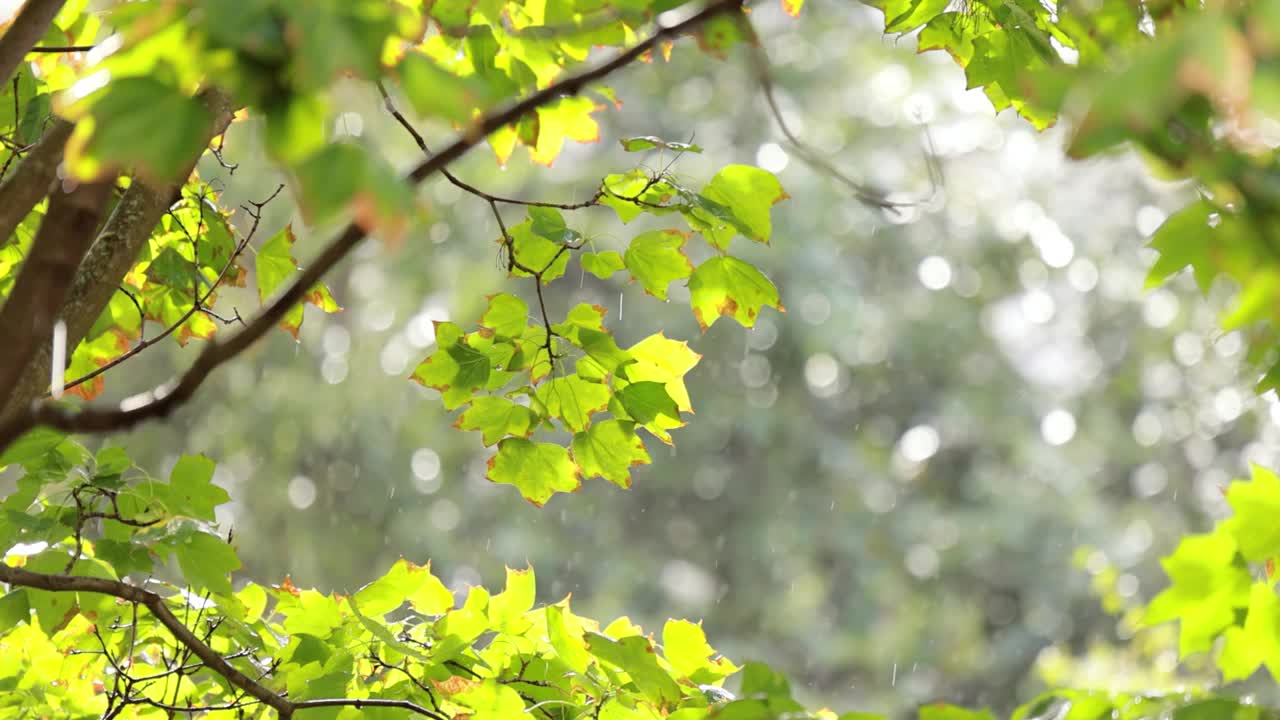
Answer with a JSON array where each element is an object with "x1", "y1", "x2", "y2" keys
[
  {"x1": 375, "y1": 81, "x2": 604, "y2": 210},
  {"x1": 27, "y1": 45, "x2": 95, "y2": 53},
  {"x1": 734, "y1": 16, "x2": 911, "y2": 212}
]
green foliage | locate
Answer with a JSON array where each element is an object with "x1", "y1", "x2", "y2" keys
[
  {"x1": 871, "y1": 0, "x2": 1280, "y2": 394},
  {"x1": 5, "y1": 0, "x2": 1280, "y2": 714},
  {"x1": 1143, "y1": 464, "x2": 1280, "y2": 680},
  {"x1": 0, "y1": 442, "x2": 869, "y2": 718}
]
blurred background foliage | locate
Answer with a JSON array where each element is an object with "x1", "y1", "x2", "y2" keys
[{"x1": 72, "y1": 0, "x2": 1280, "y2": 714}]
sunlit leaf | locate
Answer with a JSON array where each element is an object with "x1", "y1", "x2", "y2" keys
[
  {"x1": 620, "y1": 136, "x2": 703, "y2": 153},
  {"x1": 486, "y1": 438, "x2": 581, "y2": 505},
  {"x1": 455, "y1": 396, "x2": 539, "y2": 445},
  {"x1": 535, "y1": 375, "x2": 611, "y2": 432},
  {"x1": 688, "y1": 257, "x2": 784, "y2": 331},
  {"x1": 1143, "y1": 529, "x2": 1252, "y2": 655},
  {"x1": 62, "y1": 77, "x2": 213, "y2": 183},
  {"x1": 572, "y1": 420, "x2": 651, "y2": 488},
  {"x1": 586, "y1": 633, "x2": 683, "y2": 707},
  {"x1": 624, "y1": 230, "x2": 694, "y2": 300},
  {"x1": 581, "y1": 251, "x2": 626, "y2": 279}
]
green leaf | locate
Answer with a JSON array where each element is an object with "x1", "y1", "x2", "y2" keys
[
  {"x1": 287, "y1": 1, "x2": 406, "y2": 88},
  {"x1": 581, "y1": 251, "x2": 626, "y2": 279},
  {"x1": 601, "y1": 170, "x2": 676, "y2": 223},
  {"x1": 737, "y1": 662, "x2": 804, "y2": 710},
  {"x1": 348, "y1": 593, "x2": 434, "y2": 663},
  {"x1": 265, "y1": 93, "x2": 329, "y2": 165},
  {"x1": 167, "y1": 454, "x2": 230, "y2": 522},
  {"x1": 620, "y1": 136, "x2": 703, "y2": 154},
  {"x1": 624, "y1": 230, "x2": 694, "y2": 300},
  {"x1": 571, "y1": 328, "x2": 635, "y2": 379},
  {"x1": 93, "y1": 446, "x2": 132, "y2": 476},
  {"x1": 1145, "y1": 200, "x2": 1240, "y2": 293},
  {"x1": 170, "y1": 527, "x2": 242, "y2": 596},
  {"x1": 255, "y1": 225, "x2": 341, "y2": 338},
  {"x1": 506, "y1": 218, "x2": 573, "y2": 283},
  {"x1": 486, "y1": 438, "x2": 581, "y2": 506},
  {"x1": 920, "y1": 707, "x2": 999, "y2": 720},
  {"x1": 479, "y1": 293, "x2": 529, "y2": 340},
  {"x1": 572, "y1": 420, "x2": 651, "y2": 488},
  {"x1": 255, "y1": 227, "x2": 303, "y2": 328},
  {"x1": 586, "y1": 633, "x2": 683, "y2": 707},
  {"x1": 1225, "y1": 465, "x2": 1280, "y2": 561},
  {"x1": 546, "y1": 602, "x2": 592, "y2": 674},
  {"x1": 412, "y1": 324, "x2": 493, "y2": 409},
  {"x1": 293, "y1": 142, "x2": 414, "y2": 240},
  {"x1": 616, "y1": 382, "x2": 681, "y2": 425},
  {"x1": 695, "y1": 14, "x2": 747, "y2": 58},
  {"x1": 488, "y1": 565, "x2": 535, "y2": 631},
  {"x1": 689, "y1": 165, "x2": 787, "y2": 249},
  {"x1": 535, "y1": 375, "x2": 611, "y2": 432},
  {"x1": 0, "y1": 590, "x2": 30, "y2": 633},
  {"x1": 0, "y1": 428, "x2": 65, "y2": 468},
  {"x1": 918, "y1": 12, "x2": 993, "y2": 63},
  {"x1": 399, "y1": 53, "x2": 506, "y2": 124},
  {"x1": 354, "y1": 558, "x2": 455, "y2": 616},
  {"x1": 554, "y1": 303, "x2": 608, "y2": 338},
  {"x1": 454, "y1": 680, "x2": 527, "y2": 720},
  {"x1": 429, "y1": 0, "x2": 481, "y2": 35},
  {"x1": 662, "y1": 619, "x2": 738, "y2": 684},
  {"x1": 1143, "y1": 529, "x2": 1253, "y2": 655},
  {"x1": 277, "y1": 588, "x2": 346, "y2": 638},
  {"x1": 531, "y1": 97, "x2": 600, "y2": 165},
  {"x1": 688, "y1": 257, "x2": 784, "y2": 331},
  {"x1": 884, "y1": 0, "x2": 950, "y2": 33},
  {"x1": 455, "y1": 396, "x2": 539, "y2": 445},
  {"x1": 1218, "y1": 581, "x2": 1280, "y2": 680},
  {"x1": 62, "y1": 77, "x2": 213, "y2": 184},
  {"x1": 626, "y1": 334, "x2": 701, "y2": 413},
  {"x1": 433, "y1": 586, "x2": 490, "y2": 659},
  {"x1": 145, "y1": 246, "x2": 198, "y2": 288}
]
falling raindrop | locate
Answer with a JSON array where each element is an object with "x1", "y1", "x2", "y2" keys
[{"x1": 50, "y1": 320, "x2": 66, "y2": 400}]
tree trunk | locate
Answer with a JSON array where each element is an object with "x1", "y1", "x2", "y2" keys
[{"x1": 0, "y1": 0, "x2": 68, "y2": 87}]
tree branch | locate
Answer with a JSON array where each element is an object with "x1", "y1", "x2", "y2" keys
[
  {"x1": 0, "y1": 563, "x2": 294, "y2": 716},
  {"x1": 0, "y1": 118, "x2": 73, "y2": 242},
  {"x1": 0, "y1": 176, "x2": 114, "y2": 396},
  {"x1": 293, "y1": 698, "x2": 446, "y2": 718},
  {"x1": 0, "y1": 0, "x2": 744, "y2": 452},
  {"x1": 0, "y1": 0, "x2": 67, "y2": 87},
  {"x1": 0, "y1": 87, "x2": 237, "y2": 418}
]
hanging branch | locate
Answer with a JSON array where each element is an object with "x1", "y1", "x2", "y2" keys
[
  {"x1": 0, "y1": 0, "x2": 746, "y2": 453},
  {"x1": 733, "y1": 14, "x2": 916, "y2": 212}
]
